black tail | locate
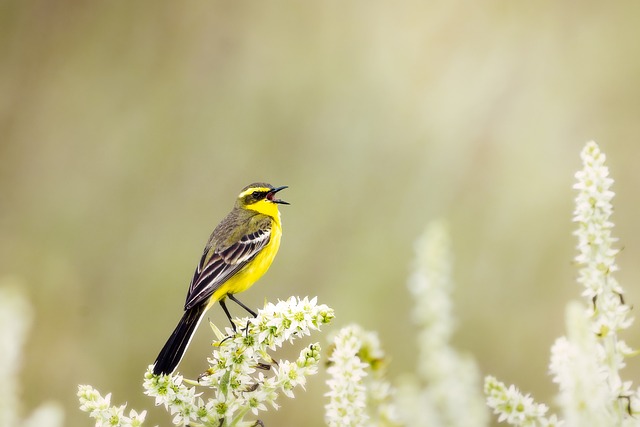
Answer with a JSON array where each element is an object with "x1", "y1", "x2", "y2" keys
[{"x1": 152, "y1": 303, "x2": 207, "y2": 375}]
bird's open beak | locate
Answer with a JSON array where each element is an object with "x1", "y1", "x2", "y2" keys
[{"x1": 268, "y1": 186, "x2": 289, "y2": 205}]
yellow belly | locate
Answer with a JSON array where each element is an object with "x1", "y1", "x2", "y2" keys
[{"x1": 209, "y1": 222, "x2": 282, "y2": 305}]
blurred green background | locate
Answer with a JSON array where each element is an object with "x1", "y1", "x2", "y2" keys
[{"x1": 2, "y1": 1, "x2": 640, "y2": 426}]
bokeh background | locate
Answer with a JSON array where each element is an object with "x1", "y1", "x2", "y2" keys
[{"x1": 2, "y1": 1, "x2": 640, "y2": 426}]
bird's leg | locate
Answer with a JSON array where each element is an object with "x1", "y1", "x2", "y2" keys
[
  {"x1": 227, "y1": 294, "x2": 257, "y2": 336},
  {"x1": 219, "y1": 298, "x2": 237, "y2": 333},
  {"x1": 228, "y1": 293, "x2": 257, "y2": 317}
]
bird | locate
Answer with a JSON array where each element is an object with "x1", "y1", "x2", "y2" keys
[{"x1": 152, "y1": 182, "x2": 288, "y2": 375}]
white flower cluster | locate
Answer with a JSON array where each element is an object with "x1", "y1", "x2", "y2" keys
[
  {"x1": 548, "y1": 141, "x2": 638, "y2": 425},
  {"x1": 408, "y1": 220, "x2": 454, "y2": 353},
  {"x1": 144, "y1": 296, "x2": 333, "y2": 427},
  {"x1": 549, "y1": 303, "x2": 612, "y2": 427},
  {"x1": 77, "y1": 385, "x2": 146, "y2": 427},
  {"x1": 0, "y1": 281, "x2": 65, "y2": 427},
  {"x1": 573, "y1": 141, "x2": 631, "y2": 334},
  {"x1": 325, "y1": 325, "x2": 369, "y2": 427},
  {"x1": 325, "y1": 324, "x2": 400, "y2": 427},
  {"x1": 397, "y1": 221, "x2": 487, "y2": 427},
  {"x1": 484, "y1": 377, "x2": 560, "y2": 427},
  {"x1": 485, "y1": 141, "x2": 640, "y2": 427},
  {"x1": 0, "y1": 284, "x2": 31, "y2": 427}
]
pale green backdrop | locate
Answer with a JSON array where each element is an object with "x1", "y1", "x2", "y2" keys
[{"x1": 2, "y1": 2, "x2": 640, "y2": 426}]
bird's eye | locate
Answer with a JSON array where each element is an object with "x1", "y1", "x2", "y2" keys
[{"x1": 252, "y1": 191, "x2": 260, "y2": 197}]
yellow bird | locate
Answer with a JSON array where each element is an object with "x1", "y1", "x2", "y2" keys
[{"x1": 153, "y1": 182, "x2": 288, "y2": 375}]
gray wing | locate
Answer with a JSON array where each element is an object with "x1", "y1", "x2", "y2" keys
[{"x1": 184, "y1": 225, "x2": 272, "y2": 310}]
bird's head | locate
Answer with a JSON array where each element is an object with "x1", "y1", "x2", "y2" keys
[{"x1": 236, "y1": 183, "x2": 289, "y2": 218}]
